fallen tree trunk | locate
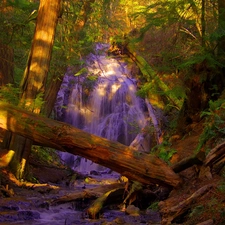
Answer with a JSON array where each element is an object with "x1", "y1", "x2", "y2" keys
[
  {"x1": 204, "y1": 141, "x2": 225, "y2": 174},
  {"x1": 172, "y1": 150, "x2": 205, "y2": 173},
  {"x1": 87, "y1": 187, "x2": 124, "y2": 219},
  {"x1": 51, "y1": 183, "x2": 124, "y2": 205},
  {"x1": 0, "y1": 102, "x2": 181, "y2": 187},
  {"x1": 159, "y1": 184, "x2": 214, "y2": 225}
]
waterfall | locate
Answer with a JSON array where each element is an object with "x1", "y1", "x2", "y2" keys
[{"x1": 55, "y1": 43, "x2": 161, "y2": 174}]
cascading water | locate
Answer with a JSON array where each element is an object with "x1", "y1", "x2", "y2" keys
[
  {"x1": 1, "y1": 44, "x2": 162, "y2": 225},
  {"x1": 55, "y1": 43, "x2": 159, "y2": 174}
]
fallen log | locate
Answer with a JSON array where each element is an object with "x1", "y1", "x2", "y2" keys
[
  {"x1": 172, "y1": 151, "x2": 205, "y2": 173},
  {"x1": 0, "y1": 149, "x2": 15, "y2": 168},
  {"x1": 51, "y1": 183, "x2": 124, "y2": 205},
  {"x1": 87, "y1": 187, "x2": 124, "y2": 219},
  {"x1": 204, "y1": 141, "x2": 225, "y2": 174},
  {"x1": 159, "y1": 184, "x2": 213, "y2": 225},
  {"x1": 0, "y1": 102, "x2": 181, "y2": 187}
]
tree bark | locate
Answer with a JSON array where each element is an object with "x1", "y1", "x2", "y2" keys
[
  {"x1": 0, "y1": 102, "x2": 181, "y2": 188},
  {"x1": 20, "y1": 0, "x2": 61, "y2": 108},
  {"x1": 52, "y1": 183, "x2": 124, "y2": 205},
  {"x1": 218, "y1": 0, "x2": 225, "y2": 56},
  {"x1": 5, "y1": 0, "x2": 62, "y2": 179},
  {"x1": 172, "y1": 151, "x2": 205, "y2": 173},
  {"x1": 0, "y1": 42, "x2": 14, "y2": 86},
  {"x1": 87, "y1": 188, "x2": 124, "y2": 219},
  {"x1": 204, "y1": 141, "x2": 225, "y2": 173}
]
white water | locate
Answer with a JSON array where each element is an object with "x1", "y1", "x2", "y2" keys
[{"x1": 55, "y1": 43, "x2": 161, "y2": 173}]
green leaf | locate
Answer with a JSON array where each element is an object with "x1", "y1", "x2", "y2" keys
[{"x1": 74, "y1": 68, "x2": 88, "y2": 76}]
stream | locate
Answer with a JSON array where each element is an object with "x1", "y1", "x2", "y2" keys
[
  {"x1": 0, "y1": 43, "x2": 162, "y2": 225},
  {"x1": 0, "y1": 175, "x2": 161, "y2": 225}
]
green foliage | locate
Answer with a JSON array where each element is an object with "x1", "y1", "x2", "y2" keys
[
  {"x1": 74, "y1": 68, "x2": 88, "y2": 77},
  {"x1": 33, "y1": 92, "x2": 45, "y2": 111},
  {"x1": 7, "y1": 0, "x2": 33, "y2": 10},
  {"x1": 0, "y1": 84, "x2": 21, "y2": 105},
  {"x1": 196, "y1": 99, "x2": 225, "y2": 152},
  {"x1": 152, "y1": 141, "x2": 177, "y2": 163},
  {"x1": 134, "y1": 54, "x2": 183, "y2": 109},
  {"x1": 147, "y1": 201, "x2": 159, "y2": 211},
  {"x1": 158, "y1": 147, "x2": 177, "y2": 163},
  {"x1": 82, "y1": 74, "x2": 99, "y2": 102},
  {"x1": 31, "y1": 146, "x2": 61, "y2": 167},
  {"x1": 178, "y1": 51, "x2": 223, "y2": 75},
  {"x1": 0, "y1": 0, "x2": 38, "y2": 85},
  {"x1": 189, "y1": 205, "x2": 204, "y2": 218},
  {"x1": 217, "y1": 182, "x2": 225, "y2": 193}
]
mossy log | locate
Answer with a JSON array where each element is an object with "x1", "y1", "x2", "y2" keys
[
  {"x1": 0, "y1": 102, "x2": 181, "y2": 188},
  {"x1": 0, "y1": 149, "x2": 15, "y2": 168},
  {"x1": 125, "y1": 45, "x2": 183, "y2": 110},
  {"x1": 87, "y1": 187, "x2": 124, "y2": 219}
]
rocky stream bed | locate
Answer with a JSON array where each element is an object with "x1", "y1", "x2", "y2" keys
[{"x1": 0, "y1": 167, "x2": 161, "y2": 225}]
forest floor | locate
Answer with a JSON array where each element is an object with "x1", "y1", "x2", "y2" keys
[
  {"x1": 161, "y1": 121, "x2": 225, "y2": 225},
  {"x1": 0, "y1": 120, "x2": 225, "y2": 224}
]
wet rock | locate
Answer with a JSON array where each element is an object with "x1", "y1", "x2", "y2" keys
[
  {"x1": 145, "y1": 209, "x2": 161, "y2": 223},
  {"x1": 0, "y1": 205, "x2": 19, "y2": 211},
  {"x1": 125, "y1": 205, "x2": 140, "y2": 216},
  {"x1": 0, "y1": 210, "x2": 40, "y2": 222},
  {"x1": 38, "y1": 201, "x2": 49, "y2": 209},
  {"x1": 113, "y1": 217, "x2": 126, "y2": 224},
  {"x1": 17, "y1": 210, "x2": 40, "y2": 220},
  {"x1": 90, "y1": 170, "x2": 101, "y2": 176}
]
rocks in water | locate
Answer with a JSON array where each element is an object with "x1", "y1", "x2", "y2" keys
[
  {"x1": 0, "y1": 210, "x2": 40, "y2": 222},
  {"x1": 90, "y1": 170, "x2": 101, "y2": 176},
  {"x1": 113, "y1": 217, "x2": 126, "y2": 224},
  {"x1": 125, "y1": 205, "x2": 140, "y2": 216},
  {"x1": 17, "y1": 210, "x2": 40, "y2": 220},
  {"x1": 0, "y1": 205, "x2": 19, "y2": 211}
]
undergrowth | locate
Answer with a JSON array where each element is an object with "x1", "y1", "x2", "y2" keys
[
  {"x1": 30, "y1": 146, "x2": 62, "y2": 167},
  {"x1": 152, "y1": 140, "x2": 177, "y2": 164},
  {"x1": 196, "y1": 98, "x2": 225, "y2": 154}
]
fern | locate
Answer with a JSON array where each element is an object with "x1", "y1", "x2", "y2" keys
[
  {"x1": 33, "y1": 92, "x2": 45, "y2": 111},
  {"x1": 147, "y1": 201, "x2": 159, "y2": 211},
  {"x1": 0, "y1": 84, "x2": 21, "y2": 105},
  {"x1": 152, "y1": 141, "x2": 177, "y2": 164},
  {"x1": 196, "y1": 99, "x2": 225, "y2": 152}
]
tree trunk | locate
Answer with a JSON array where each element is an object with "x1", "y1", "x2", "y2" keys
[
  {"x1": 201, "y1": 0, "x2": 206, "y2": 48},
  {"x1": 43, "y1": 72, "x2": 64, "y2": 117},
  {"x1": 204, "y1": 141, "x2": 225, "y2": 174},
  {"x1": 5, "y1": 0, "x2": 61, "y2": 179},
  {"x1": 218, "y1": 0, "x2": 225, "y2": 56},
  {"x1": 0, "y1": 42, "x2": 14, "y2": 86},
  {"x1": 0, "y1": 102, "x2": 182, "y2": 188},
  {"x1": 0, "y1": 42, "x2": 14, "y2": 156},
  {"x1": 20, "y1": 0, "x2": 61, "y2": 108}
]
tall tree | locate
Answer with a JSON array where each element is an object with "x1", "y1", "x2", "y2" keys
[
  {"x1": 218, "y1": 0, "x2": 225, "y2": 58},
  {"x1": 0, "y1": 42, "x2": 14, "y2": 86},
  {"x1": 6, "y1": 0, "x2": 62, "y2": 179}
]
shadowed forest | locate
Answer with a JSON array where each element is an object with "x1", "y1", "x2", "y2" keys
[{"x1": 0, "y1": 0, "x2": 225, "y2": 224}]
